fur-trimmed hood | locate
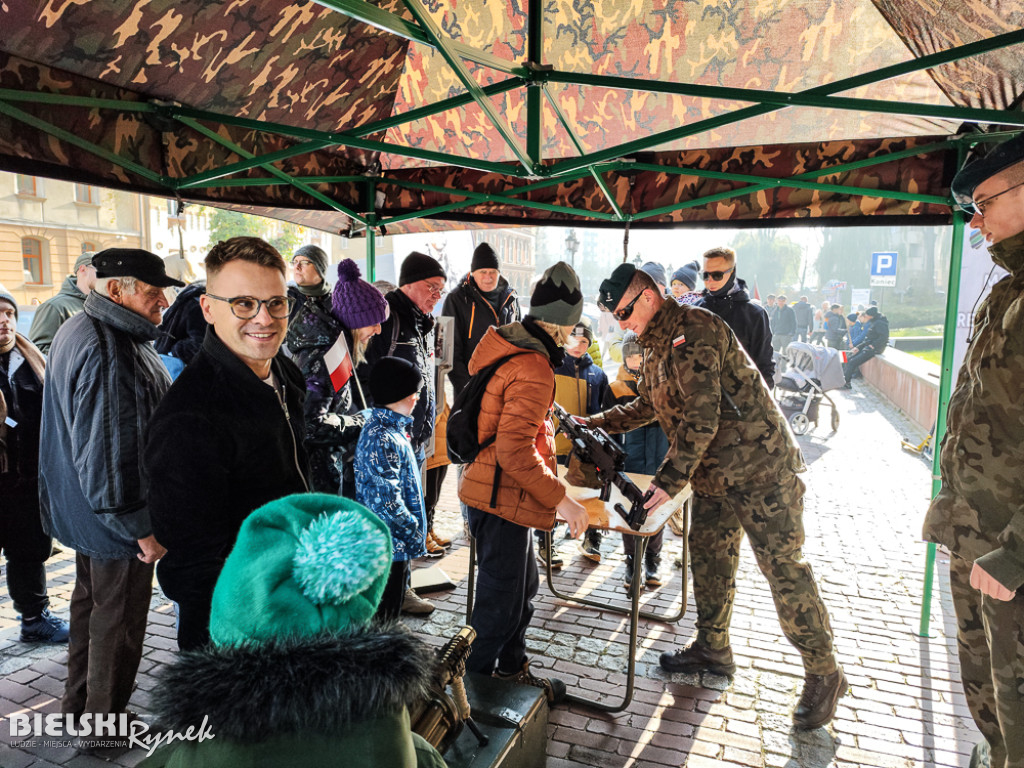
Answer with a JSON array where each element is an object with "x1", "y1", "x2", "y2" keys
[{"x1": 149, "y1": 624, "x2": 435, "y2": 742}]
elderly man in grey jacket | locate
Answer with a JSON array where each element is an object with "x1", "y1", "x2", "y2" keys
[{"x1": 39, "y1": 248, "x2": 181, "y2": 739}]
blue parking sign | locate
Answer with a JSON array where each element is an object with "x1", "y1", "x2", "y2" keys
[{"x1": 870, "y1": 251, "x2": 897, "y2": 286}]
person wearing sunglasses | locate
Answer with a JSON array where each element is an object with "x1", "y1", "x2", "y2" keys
[
  {"x1": 145, "y1": 237, "x2": 310, "y2": 651},
  {"x1": 587, "y1": 262, "x2": 845, "y2": 730},
  {"x1": 693, "y1": 246, "x2": 775, "y2": 384},
  {"x1": 924, "y1": 132, "x2": 1024, "y2": 768}
]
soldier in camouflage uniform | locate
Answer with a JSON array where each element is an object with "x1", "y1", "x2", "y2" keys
[
  {"x1": 923, "y1": 134, "x2": 1024, "y2": 768},
  {"x1": 585, "y1": 263, "x2": 845, "y2": 730}
]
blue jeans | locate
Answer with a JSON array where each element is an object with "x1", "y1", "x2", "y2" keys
[{"x1": 465, "y1": 506, "x2": 538, "y2": 675}]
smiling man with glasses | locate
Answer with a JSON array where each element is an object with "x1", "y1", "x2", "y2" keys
[
  {"x1": 694, "y1": 246, "x2": 775, "y2": 384},
  {"x1": 924, "y1": 132, "x2": 1024, "y2": 768},
  {"x1": 588, "y1": 262, "x2": 845, "y2": 730},
  {"x1": 145, "y1": 236, "x2": 309, "y2": 651}
]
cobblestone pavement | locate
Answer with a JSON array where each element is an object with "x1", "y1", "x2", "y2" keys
[{"x1": 0, "y1": 378, "x2": 975, "y2": 768}]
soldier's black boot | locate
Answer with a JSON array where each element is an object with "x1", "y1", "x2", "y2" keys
[
  {"x1": 659, "y1": 641, "x2": 736, "y2": 676},
  {"x1": 792, "y1": 666, "x2": 847, "y2": 730}
]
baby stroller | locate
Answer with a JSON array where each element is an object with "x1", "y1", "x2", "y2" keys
[{"x1": 774, "y1": 342, "x2": 844, "y2": 435}]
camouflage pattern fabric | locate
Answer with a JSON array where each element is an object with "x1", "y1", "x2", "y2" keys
[
  {"x1": 588, "y1": 300, "x2": 835, "y2": 674},
  {"x1": 923, "y1": 229, "x2": 1024, "y2": 590},
  {"x1": 923, "y1": 230, "x2": 1024, "y2": 768},
  {"x1": 948, "y1": 554, "x2": 1024, "y2": 768},
  {"x1": 587, "y1": 300, "x2": 804, "y2": 498},
  {"x1": 690, "y1": 473, "x2": 836, "y2": 675}
]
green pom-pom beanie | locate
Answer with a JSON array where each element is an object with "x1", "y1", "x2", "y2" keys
[{"x1": 209, "y1": 493, "x2": 393, "y2": 647}]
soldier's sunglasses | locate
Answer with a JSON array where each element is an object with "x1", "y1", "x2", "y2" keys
[
  {"x1": 611, "y1": 291, "x2": 644, "y2": 321},
  {"x1": 702, "y1": 267, "x2": 734, "y2": 281},
  {"x1": 207, "y1": 293, "x2": 293, "y2": 319}
]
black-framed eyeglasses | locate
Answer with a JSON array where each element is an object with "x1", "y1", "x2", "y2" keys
[
  {"x1": 207, "y1": 293, "x2": 293, "y2": 319},
  {"x1": 702, "y1": 267, "x2": 734, "y2": 281},
  {"x1": 965, "y1": 180, "x2": 1024, "y2": 217},
  {"x1": 292, "y1": 259, "x2": 315, "y2": 269},
  {"x1": 611, "y1": 291, "x2": 644, "y2": 321}
]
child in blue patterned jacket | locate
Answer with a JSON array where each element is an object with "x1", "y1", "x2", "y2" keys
[{"x1": 355, "y1": 356, "x2": 428, "y2": 620}]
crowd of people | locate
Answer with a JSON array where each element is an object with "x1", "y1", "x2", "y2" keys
[{"x1": 0, "y1": 132, "x2": 1020, "y2": 767}]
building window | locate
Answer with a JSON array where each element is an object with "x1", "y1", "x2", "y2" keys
[
  {"x1": 81, "y1": 241, "x2": 96, "y2": 254},
  {"x1": 74, "y1": 184, "x2": 99, "y2": 205},
  {"x1": 22, "y1": 237, "x2": 45, "y2": 284},
  {"x1": 16, "y1": 175, "x2": 42, "y2": 197}
]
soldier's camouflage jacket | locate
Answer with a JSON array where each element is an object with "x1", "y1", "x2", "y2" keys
[
  {"x1": 924, "y1": 229, "x2": 1024, "y2": 592},
  {"x1": 588, "y1": 300, "x2": 804, "y2": 497}
]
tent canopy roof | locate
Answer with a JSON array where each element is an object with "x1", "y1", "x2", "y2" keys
[{"x1": 1, "y1": 0, "x2": 1022, "y2": 234}]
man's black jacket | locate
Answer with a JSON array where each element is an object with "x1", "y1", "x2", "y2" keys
[
  {"x1": 695, "y1": 279, "x2": 775, "y2": 383},
  {"x1": 441, "y1": 273, "x2": 519, "y2": 395},
  {"x1": 145, "y1": 327, "x2": 309, "y2": 608}
]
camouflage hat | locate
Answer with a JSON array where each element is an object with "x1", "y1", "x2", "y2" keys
[
  {"x1": 598, "y1": 263, "x2": 637, "y2": 313},
  {"x1": 951, "y1": 133, "x2": 1024, "y2": 211},
  {"x1": 530, "y1": 261, "x2": 582, "y2": 326}
]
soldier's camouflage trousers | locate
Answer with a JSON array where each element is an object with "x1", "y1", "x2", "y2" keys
[
  {"x1": 949, "y1": 554, "x2": 1024, "y2": 768},
  {"x1": 689, "y1": 472, "x2": 837, "y2": 675}
]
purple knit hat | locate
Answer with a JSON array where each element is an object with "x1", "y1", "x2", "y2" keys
[{"x1": 331, "y1": 260, "x2": 389, "y2": 330}]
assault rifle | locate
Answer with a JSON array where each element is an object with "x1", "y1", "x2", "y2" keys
[{"x1": 552, "y1": 403, "x2": 654, "y2": 531}]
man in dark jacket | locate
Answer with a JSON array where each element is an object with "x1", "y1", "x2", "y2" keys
[
  {"x1": 27, "y1": 252, "x2": 97, "y2": 354},
  {"x1": 841, "y1": 307, "x2": 889, "y2": 387},
  {"x1": 793, "y1": 297, "x2": 813, "y2": 342},
  {"x1": 923, "y1": 132, "x2": 1024, "y2": 768},
  {"x1": 146, "y1": 237, "x2": 309, "y2": 651},
  {"x1": 442, "y1": 242, "x2": 520, "y2": 396},
  {"x1": 39, "y1": 248, "x2": 180, "y2": 731},
  {"x1": 695, "y1": 247, "x2": 775, "y2": 384},
  {"x1": 363, "y1": 251, "x2": 444, "y2": 458},
  {"x1": 0, "y1": 287, "x2": 69, "y2": 643}
]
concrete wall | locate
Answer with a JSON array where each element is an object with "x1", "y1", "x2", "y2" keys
[{"x1": 861, "y1": 347, "x2": 939, "y2": 433}]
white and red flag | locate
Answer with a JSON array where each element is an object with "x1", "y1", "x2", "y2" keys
[{"x1": 324, "y1": 333, "x2": 353, "y2": 392}]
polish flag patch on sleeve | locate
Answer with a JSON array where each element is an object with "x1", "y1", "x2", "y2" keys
[
  {"x1": 324, "y1": 333, "x2": 354, "y2": 392},
  {"x1": 673, "y1": 334, "x2": 687, "y2": 347}
]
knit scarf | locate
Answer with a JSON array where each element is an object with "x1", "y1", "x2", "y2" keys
[
  {"x1": 296, "y1": 280, "x2": 331, "y2": 298},
  {"x1": 522, "y1": 315, "x2": 565, "y2": 368}
]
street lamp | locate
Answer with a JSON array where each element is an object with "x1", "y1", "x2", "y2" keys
[{"x1": 565, "y1": 228, "x2": 580, "y2": 269}]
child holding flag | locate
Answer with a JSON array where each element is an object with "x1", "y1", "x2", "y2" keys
[{"x1": 287, "y1": 259, "x2": 389, "y2": 496}]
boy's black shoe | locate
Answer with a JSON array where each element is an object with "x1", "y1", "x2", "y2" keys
[
  {"x1": 20, "y1": 609, "x2": 70, "y2": 644},
  {"x1": 644, "y1": 554, "x2": 663, "y2": 588},
  {"x1": 659, "y1": 641, "x2": 737, "y2": 676},
  {"x1": 579, "y1": 531, "x2": 602, "y2": 563},
  {"x1": 792, "y1": 666, "x2": 847, "y2": 730},
  {"x1": 536, "y1": 546, "x2": 563, "y2": 570},
  {"x1": 494, "y1": 661, "x2": 566, "y2": 704}
]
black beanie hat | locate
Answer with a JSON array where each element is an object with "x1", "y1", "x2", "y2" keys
[
  {"x1": 471, "y1": 243, "x2": 500, "y2": 272},
  {"x1": 399, "y1": 251, "x2": 445, "y2": 287},
  {"x1": 369, "y1": 357, "x2": 422, "y2": 406}
]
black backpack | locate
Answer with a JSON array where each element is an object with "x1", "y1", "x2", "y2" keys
[{"x1": 446, "y1": 354, "x2": 525, "y2": 464}]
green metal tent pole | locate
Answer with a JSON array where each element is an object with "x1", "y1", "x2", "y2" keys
[
  {"x1": 918, "y1": 189, "x2": 966, "y2": 638},
  {"x1": 366, "y1": 177, "x2": 377, "y2": 282}
]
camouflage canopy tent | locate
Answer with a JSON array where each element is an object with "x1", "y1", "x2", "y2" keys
[{"x1": 0, "y1": 0, "x2": 1022, "y2": 241}]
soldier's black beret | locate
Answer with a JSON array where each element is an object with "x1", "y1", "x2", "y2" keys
[
  {"x1": 951, "y1": 132, "x2": 1024, "y2": 210},
  {"x1": 598, "y1": 263, "x2": 638, "y2": 313}
]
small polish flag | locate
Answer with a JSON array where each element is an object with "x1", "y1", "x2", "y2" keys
[
  {"x1": 324, "y1": 333, "x2": 353, "y2": 392},
  {"x1": 673, "y1": 334, "x2": 686, "y2": 347},
  {"x1": 840, "y1": 351, "x2": 848, "y2": 363}
]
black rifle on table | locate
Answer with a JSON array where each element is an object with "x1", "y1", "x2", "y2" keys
[{"x1": 552, "y1": 402, "x2": 654, "y2": 531}]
